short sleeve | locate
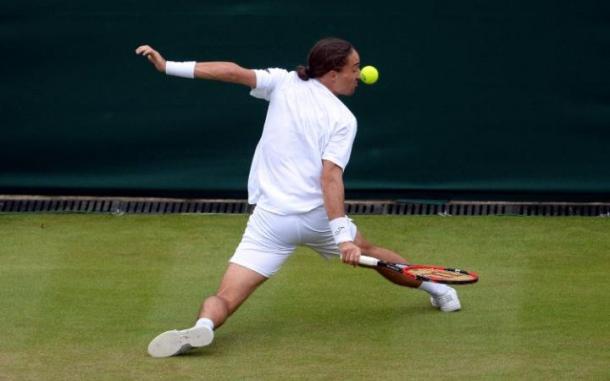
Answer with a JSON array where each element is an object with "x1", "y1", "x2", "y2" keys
[
  {"x1": 322, "y1": 119, "x2": 358, "y2": 170},
  {"x1": 249, "y1": 68, "x2": 289, "y2": 101}
]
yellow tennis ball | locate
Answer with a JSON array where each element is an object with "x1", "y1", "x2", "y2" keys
[{"x1": 360, "y1": 65, "x2": 379, "y2": 85}]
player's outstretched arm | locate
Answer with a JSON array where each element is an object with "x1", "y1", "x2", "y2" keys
[
  {"x1": 135, "y1": 44, "x2": 256, "y2": 88},
  {"x1": 194, "y1": 62, "x2": 256, "y2": 88}
]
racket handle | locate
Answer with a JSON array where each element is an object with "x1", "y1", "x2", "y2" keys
[{"x1": 358, "y1": 255, "x2": 380, "y2": 267}]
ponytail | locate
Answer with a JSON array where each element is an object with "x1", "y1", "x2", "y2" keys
[{"x1": 296, "y1": 65, "x2": 310, "y2": 80}]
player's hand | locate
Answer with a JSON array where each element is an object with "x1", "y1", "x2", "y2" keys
[
  {"x1": 135, "y1": 45, "x2": 166, "y2": 73},
  {"x1": 339, "y1": 241, "x2": 361, "y2": 267}
]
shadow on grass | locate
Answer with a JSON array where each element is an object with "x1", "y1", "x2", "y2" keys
[{"x1": 177, "y1": 301, "x2": 443, "y2": 358}]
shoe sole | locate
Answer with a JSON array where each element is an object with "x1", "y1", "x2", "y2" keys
[{"x1": 147, "y1": 327, "x2": 214, "y2": 358}]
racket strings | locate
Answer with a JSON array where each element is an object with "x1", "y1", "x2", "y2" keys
[{"x1": 406, "y1": 268, "x2": 476, "y2": 282}]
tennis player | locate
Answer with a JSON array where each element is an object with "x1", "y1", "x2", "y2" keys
[{"x1": 136, "y1": 38, "x2": 461, "y2": 358}]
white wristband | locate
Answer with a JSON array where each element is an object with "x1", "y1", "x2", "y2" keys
[
  {"x1": 165, "y1": 61, "x2": 196, "y2": 79},
  {"x1": 329, "y1": 216, "x2": 353, "y2": 245}
]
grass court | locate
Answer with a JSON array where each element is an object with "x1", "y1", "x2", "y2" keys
[{"x1": 1, "y1": 213, "x2": 608, "y2": 380}]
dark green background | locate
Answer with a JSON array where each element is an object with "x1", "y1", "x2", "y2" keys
[{"x1": 2, "y1": 1, "x2": 609, "y2": 200}]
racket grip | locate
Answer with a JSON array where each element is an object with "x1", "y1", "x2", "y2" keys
[{"x1": 358, "y1": 255, "x2": 380, "y2": 267}]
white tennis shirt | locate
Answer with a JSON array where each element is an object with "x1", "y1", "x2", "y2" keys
[{"x1": 247, "y1": 68, "x2": 357, "y2": 215}]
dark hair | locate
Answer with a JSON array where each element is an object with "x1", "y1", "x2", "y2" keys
[{"x1": 296, "y1": 37, "x2": 354, "y2": 81}]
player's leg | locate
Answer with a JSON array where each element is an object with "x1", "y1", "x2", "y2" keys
[
  {"x1": 147, "y1": 264, "x2": 267, "y2": 358},
  {"x1": 148, "y1": 208, "x2": 297, "y2": 358},
  {"x1": 353, "y1": 231, "x2": 461, "y2": 311},
  {"x1": 198, "y1": 263, "x2": 268, "y2": 329}
]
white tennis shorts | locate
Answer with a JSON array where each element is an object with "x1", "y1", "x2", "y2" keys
[{"x1": 229, "y1": 205, "x2": 357, "y2": 277}]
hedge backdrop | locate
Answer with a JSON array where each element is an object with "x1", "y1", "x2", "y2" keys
[{"x1": 2, "y1": 1, "x2": 609, "y2": 200}]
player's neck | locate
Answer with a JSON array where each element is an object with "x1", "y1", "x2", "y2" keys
[{"x1": 318, "y1": 75, "x2": 339, "y2": 95}]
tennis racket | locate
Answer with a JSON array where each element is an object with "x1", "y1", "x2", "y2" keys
[{"x1": 358, "y1": 255, "x2": 479, "y2": 284}]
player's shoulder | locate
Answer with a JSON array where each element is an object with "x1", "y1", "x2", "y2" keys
[
  {"x1": 309, "y1": 82, "x2": 356, "y2": 123},
  {"x1": 263, "y1": 67, "x2": 289, "y2": 75},
  {"x1": 325, "y1": 94, "x2": 357, "y2": 126},
  {"x1": 250, "y1": 68, "x2": 293, "y2": 99},
  {"x1": 258, "y1": 67, "x2": 291, "y2": 80},
  {"x1": 342, "y1": 107, "x2": 357, "y2": 129}
]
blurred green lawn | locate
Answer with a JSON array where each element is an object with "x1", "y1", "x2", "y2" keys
[{"x1": 0, "y1": 214, "x2": 608, "y2": 380}]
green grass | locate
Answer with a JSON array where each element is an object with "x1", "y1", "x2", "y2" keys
[{"x1": 0, "y1": 214, "x2": 608, "y2": 380}]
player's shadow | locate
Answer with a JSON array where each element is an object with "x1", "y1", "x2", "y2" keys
[{"x1": 181, "y1": 300, "x2": 437, "y2": 357}]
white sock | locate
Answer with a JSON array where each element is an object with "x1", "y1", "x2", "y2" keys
[
  {"x1": 419, "y1": 281, "x2": 451, "y2": 297},
  {"x1": 194, "y1": 317, "x2": 215, "y2": 331}
]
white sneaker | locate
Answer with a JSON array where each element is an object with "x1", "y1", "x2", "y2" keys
[
  {"x1": 430, "y1": 288, "x2": 461, "y2": 312},
  {"x1": 147, "y1": 326, "x2": 214, "y2": 358}
]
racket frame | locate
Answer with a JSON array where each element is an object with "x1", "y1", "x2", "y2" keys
[{"x1": 358, "y1": 255, "x2": 478, "y2": 284}]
